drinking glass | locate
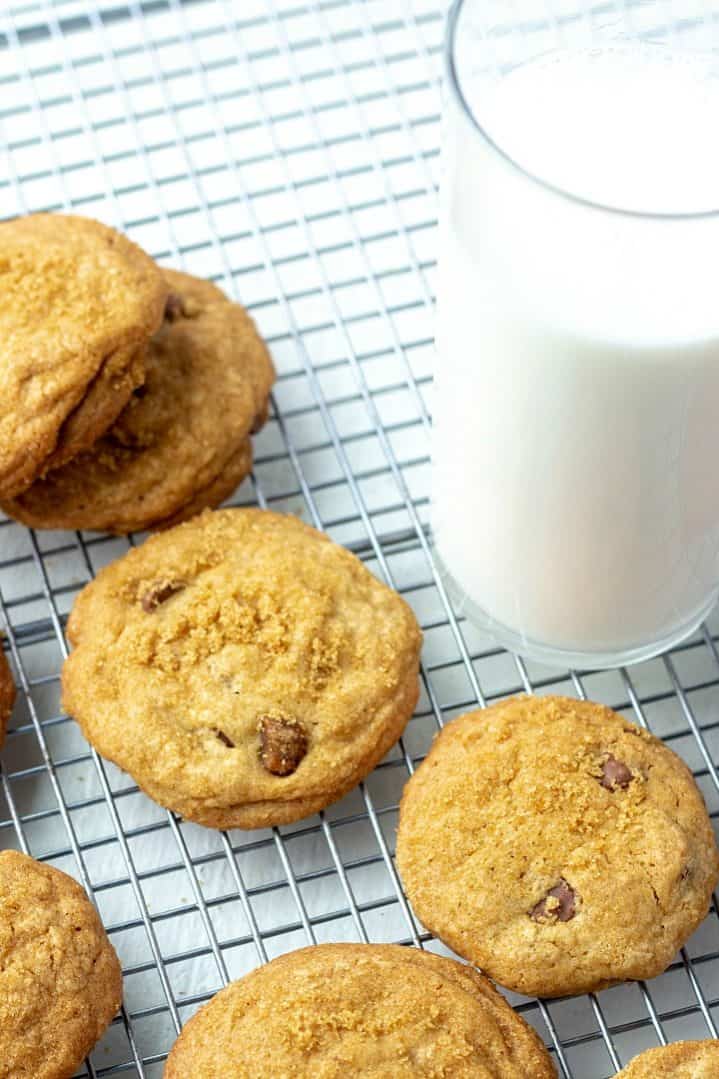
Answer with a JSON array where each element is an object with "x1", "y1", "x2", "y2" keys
[{"x1": 433, "y1": 0, "x2": 719, "y2": 668}]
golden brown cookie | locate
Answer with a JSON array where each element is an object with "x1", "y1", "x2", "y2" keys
[
  {"x1": 616, "y1": 1040, "x2": 719, "y2": 1077},
  {"x1": 0, "y1": 645, "x2": 15, "y2": 750},
  {"x1": 164, "y1": 943, "x2": 557, "y2": 1078},
  {"x1": 0, "y1": 213, "x2": 167, "y2": 496},
  {"x1": 0, "y1": 850, "x2": 123, "y2": 1079},
  {"x1": 2, "y1": 269, "x2": 275, "y2": 534},
  {"x1": 154, "y1": 439, "x2": 253, "y2": 531},
  {"x1": 62, "y1": 508, "x2": 422, "y2": 828},
  {"x1": 42, "y1": 339, "x2": 147, "y2": 475},
  {"x1": 396, "y1": 695, "x2": 719, "y2": 999}
]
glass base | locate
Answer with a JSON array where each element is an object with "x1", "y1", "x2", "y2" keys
[{"x1": 436, "y1": 556, "x2": 719, "y2": 670}]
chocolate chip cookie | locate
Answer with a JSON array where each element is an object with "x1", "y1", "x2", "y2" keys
[
  {"x1": 0, "y1": 645, "x2": 15, "y2": 750},
  {"x1": 0, "y1": 213, "x2": 166, "y2": 496},
  {"x1": 156, "y1": 438, "x2": 253, "y2": 532},
  {"x1": 3, "y1": 269, "x2": 275, "y2": 534},
  {"x1": 61, "y1": 508, "x2": 422, "y2": 828},
  {"x1": 616, "y1": 1040, "x2": 719, "y2": 1077},
  {"x1": 0, "y1": 850, "x2": 123, "y2": 1079},
  {"x1": 164, "y1": 943, "x2": 557, "y2": 1078},
  {"x1": 396, "y1": 695, "x2": 719, "y2": 998}
]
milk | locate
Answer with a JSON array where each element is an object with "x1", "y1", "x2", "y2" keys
[{"x1": 434, "y1": 47, "x2": 719, "y2": 663}]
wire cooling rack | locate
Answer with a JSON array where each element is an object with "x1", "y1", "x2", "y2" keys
[{"x1": 1, "y1": 1, "x2": 718, "y2": 1076}]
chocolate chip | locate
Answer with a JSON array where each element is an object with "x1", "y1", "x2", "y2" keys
[
  {"x1": 530, "y1": 879, "x2": 577, "y2": 923},
  {"x1": 140, "y1": 579, "x2": 186, "y2": 612},
  {"x1": 164, "y1": 293, "x2": 184, "y2": 321},
  {"x1": 600, "y1": 754, "x2": 633, "y2": 791},
  {"x1": 214, "y1": 729, "x2": 235, "y2": 748},
  {"x1": 259, "y1": 716, "x2": 307, "y2": 776}
]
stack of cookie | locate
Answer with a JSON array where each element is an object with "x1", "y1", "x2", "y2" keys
[{"x1": 0, "y1": 213, "x2": 275, "y2": 534}]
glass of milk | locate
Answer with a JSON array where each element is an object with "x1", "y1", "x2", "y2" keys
[{"x1": 433, "y1": 0, "x2": 719, "y2": 669}]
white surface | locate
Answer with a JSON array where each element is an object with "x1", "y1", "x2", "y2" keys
[
  {"x1": 0, "y1": 2, "x2": 717, "y2": 1077},
  {"x1": 434, "y1": 44, "x2": 719, "y2": 657}
]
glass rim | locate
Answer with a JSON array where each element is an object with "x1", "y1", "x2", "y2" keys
[{"x1": 445, "y1": 0, "x2": 719, "y2": 222}]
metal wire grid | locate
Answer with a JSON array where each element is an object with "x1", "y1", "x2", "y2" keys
[{"x1": 0, "y1": 0, "x2": 718, "y2": 1075}]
